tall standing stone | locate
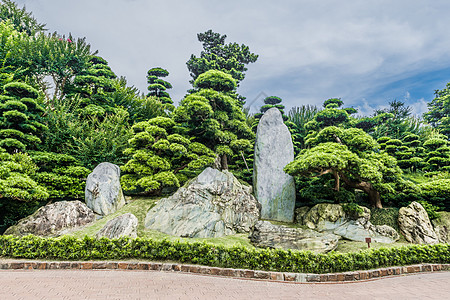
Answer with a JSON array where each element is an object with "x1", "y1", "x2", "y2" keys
[
  {"x1": 254, "y1": 108, "x2": 296, "y2": 222},
  {"x1": 85, "y1": 162, "x2": 125, "y2": 216}
]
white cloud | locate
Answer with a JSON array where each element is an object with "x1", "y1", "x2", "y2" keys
[
  {"x1": 14, "y1": 0, "x2": 450, "y2": 112},
  {"x1": 410, "y1": 98, "x2": 429, "y2": 117}
]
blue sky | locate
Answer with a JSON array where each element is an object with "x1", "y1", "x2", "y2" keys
[{"x1": 14, "y1": 0, "x2": 450, "y2": 117}]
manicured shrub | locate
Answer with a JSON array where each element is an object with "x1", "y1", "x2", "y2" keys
[{"x1": 0, "y1": 235, "x2": 448, "y2": 273}]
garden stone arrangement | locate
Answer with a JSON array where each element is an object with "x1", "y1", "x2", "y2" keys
[
  {"x1": 96, "y1": 213, "x2": 138, "y2": 239},
  {"x1": 0, "y1": 1, "x2": 449, "y2": 274},
  {"x1": 4, "y1": 201, "x2": 95, "y2": 237},
  {"x1": 398, "y1": 201, "x2": 439, "y2": 244},
  {"x1": 250, "y1": 220, "x2": 340, "y2": 253},
  {"x1": 298, "y1": 203, "x2": 399, "y2": 243},
  {"x1": 253, "y1": 107, "x2": 296, "y2": 222},
  {"x1": 85, "y1": 162, "x2": 126, "y2": 216},
  {"x1": 145, "y1": 167, "x2": 260, "y2": 238}
]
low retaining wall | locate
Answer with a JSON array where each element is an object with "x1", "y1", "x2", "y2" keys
[{"x1": 0, "y1": 260, "x2": 449, "y2": 283}]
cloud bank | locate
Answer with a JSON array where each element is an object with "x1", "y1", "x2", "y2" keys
[{"x1": 15, "y1": 0, "x2": 450, "y2": 116}]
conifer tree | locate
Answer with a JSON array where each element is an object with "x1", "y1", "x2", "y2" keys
[
  {"x1": 146, "y1": 67, "x2": 173, "y2": 105},
  {"x1": 0, "y1": 81, "x2": 47, "y2": 153},
  {"x1": 121, "y1": 116, "x2": 215, "y2": 195},
  {"x1": 173, "y1": 70, "x2": 254, "y2": 171}
]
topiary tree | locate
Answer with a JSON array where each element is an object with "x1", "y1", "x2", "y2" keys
[
  {"x1": 186, "y1": 30, "x2": 258, "y2": 85},
  {"x1": 377, "y1": 134, "x2": 425, "y2": 172},
  {"x1": 146, "y1": 67, "x2": 173, "y2": 105},
  {"x1": 173, "y1": 70, "x2": 254, "y2": 171},
  {"x1": 120, "y1": 116, "x2": 215, "y2": 195},
  {"x1": 422, "y1": 135, "x2": 450, "y2": 172},
  {"x1": 28, "y1": 151, "x2": 90, "y2": 199},
  {"x1": 0, "y1": 146, "x2": 49, "y2": 233},
  {"x1": 0, "y1": 81, "x2": 47, "y2": 153},
  {"x1": 285, "y1": 126, "x2": 403, "y2": 208},
  {"x1": 65, "y1": 55, "x2": 117, "y2": 118}
]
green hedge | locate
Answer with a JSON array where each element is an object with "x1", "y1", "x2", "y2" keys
[{"x1": 1, "y1": 235, "x2": 449, "y2": 274}]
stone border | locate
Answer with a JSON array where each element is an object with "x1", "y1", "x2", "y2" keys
[{"x1": 0, "y1": 260, "x2": 449, "y2": 283}]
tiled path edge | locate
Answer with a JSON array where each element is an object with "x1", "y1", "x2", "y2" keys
[{"x1": 1, "y1": 260, "x2": 449, "y2": 283}]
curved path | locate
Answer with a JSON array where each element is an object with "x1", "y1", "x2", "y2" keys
[{"x1": 0, "y1": 269, "x2": 449, "y2": 300}]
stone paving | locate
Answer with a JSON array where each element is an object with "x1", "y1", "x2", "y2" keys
[{"x1": 0, "y1": 269, "x2": 449, "y2": 300}]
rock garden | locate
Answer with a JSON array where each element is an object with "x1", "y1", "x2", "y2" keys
[{"x1": 1, "y1": 1, "x2": 450, "y2": 275}]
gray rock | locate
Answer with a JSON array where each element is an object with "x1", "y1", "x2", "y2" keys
[
  {"x1": 96, "y1": 213, "x2": 138, "y2": 239},
  {"x1": 250, "y1": 221, "x2": 340, "y2": 253},
  {"x1": 398, "y1": 202, "x2": 438, "y2": 244},
  {"x1": 85, "y1": 162, "x2": 125, "y2": 216},
  {"x1": 145, "y1": 167, "x2": 260, "y2": 238},
  {"x1": 432, "y1": 211, "x2": 450, "y2": 243},
  {"x1": 253, "y1": 108, "x2": 296, "y2": 222},
  {"x1": 4, "y1": 201, "x2": 95, "y2": 237},
  {"x1": 302, "y1": 203, "x2": 347, "y2": 231},
  {"x1": 295, "y1": 206, "x2": 310, "y2": 224},
  {"x1": 302, "y1": 203, "x2": 399, "y2": 243}
]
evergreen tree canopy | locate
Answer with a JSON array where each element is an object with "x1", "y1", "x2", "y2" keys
[
  {"x1": 186, "y1": 30, "x2": 258, "y2": 85},
  {"x1": 0, "y1": 0, "x2": 45, "y2": 35},
  {"x1": 147, "y1": 67, "x2": 173, "y2": 105},
  {"x1": 173, "y1": 70, "x2": 254, "y2": 170},
  {"x1": 0, "y1": 81, "x2": 47, "y2": 153},
  {"x1": 121, "y1": 116, "x2": 215, "y2": 195},
  {"x1": 424, "y1": 81, "x2": 450, "y2": 139},
  {"x1": 285, "y1": 126, "x2": 402, "y2": 208}
]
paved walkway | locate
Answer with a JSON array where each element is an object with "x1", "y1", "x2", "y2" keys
[{"x1": 0, "y1": 269, "x2": 448, "y2": 300}]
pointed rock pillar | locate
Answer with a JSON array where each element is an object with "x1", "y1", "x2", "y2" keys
[{"x1": 253, "y1": 108, "x2": 296, "y2": 222}]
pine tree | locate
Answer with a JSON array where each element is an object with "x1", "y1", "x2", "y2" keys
[
  {"x1": 146, "y1": 67, "x2": 173, "y2": 105},
  {"x1": 0, "y1": 81, "x2": 47, "y2": 153}
]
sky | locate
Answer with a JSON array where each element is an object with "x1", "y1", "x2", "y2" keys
[{"x1": 14, "y1": 0, "x2": 450, "y2": 116}]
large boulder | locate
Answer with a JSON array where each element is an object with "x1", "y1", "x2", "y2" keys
[
  {"x1": 96, "y1": 213, "x2": 138, "y2": 239},
  {"x1": 302, "y1": 203, "x2": 346, "y2": 231},
  {"x1": 250, "y1": 221, "x2": 340, "y2": 253},
  {"x1": 145, "y1": 167, "x2": 260, "y2": 238},
  {"x1": 300, "y1": 203, "x2": 399, "y2": 243},
  {"x1": 253, "y1": 108, "x2": 296, "y2": 222},
  {"x1": 432, "y1": 211, "x2": 450, "y2": 243},
  {"x1": 4, "y1": 201, "x2": 95, "y2": 237},
  {"x1": 85, "y1": 162, "x2": 125, "y2": 216},
  {"x1": 398, "y1": 202, "x2": 438, "y2": 244}
]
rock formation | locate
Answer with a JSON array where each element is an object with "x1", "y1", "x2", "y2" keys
[
  {"x1": 145, "y1": 167, "x2": 260, "y2": 238},
  {"x1": 4, "y1": 201, "x2": 95, "y2": 237},
  {"x1": 250, "y1": 221, "x2": 340, "y2": 253},
  {"x1": 253, "y1": 107, "x2": 296, "y2": 222},
  {"x1": 96, "y1": 213, "x2": 138, "y2": 239},
  {"x1": 398, "y1": 202, "x2": 439, "y2": 244},
  {"x1": 85, "y1": 162, "x2": 125, "y2": 216},
  {"x1": 298, "y1": 203, "x2": 399, "y2": 243},
  {"x1": 432, "y1": 211, "x2": 450, "y2": 243}
]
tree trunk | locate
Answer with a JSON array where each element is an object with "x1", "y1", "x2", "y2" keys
[
  {"x1": 338, "y1": 172, "x2": 383, "y2": 208},
  {"x1": 357, "y1": 182, "x2": 383, "y2": 208},
  {"x1": 221, "y1": 154, "x2": 228, "y2": 170}
]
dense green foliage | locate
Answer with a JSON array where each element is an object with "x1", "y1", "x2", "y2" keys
[
  {"x1": 285, "y1": 126, "x2": 402, "y2": 208},
  {"x1": 186, "y1": 30, "x2": 258, "y2": 85},
  {"x1": 173, "y1": 70, "x2": 254, "y2": 176},
  {"x1": 424, "y1": 82, "x2": 450, "y2": 139},
  {"x1": 1, "y1": 235, "x2": 449, "y2": 273},
  {"x1": 0, "y1": 81, "x2": 46, "y2": 153},
  {"x1": 146, "y1": 67, "x2": 173, "y2": 105},
  {"x1": 1, "y1": 1, "x2": 450, "y2": 235},
  {"x1": 121, "y1": 117, "x2": 215, "y2": 195}
]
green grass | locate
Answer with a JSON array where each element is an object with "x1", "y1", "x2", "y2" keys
[
  {"x1": 335, "y1": 239, "x2": 411, "y2": 252},
  {"x1": 67, "y1": 196, "x2": 255, "y2": 249},
  {"x1": 66, "y1": 196, "x2": 416, "y2": 253}
]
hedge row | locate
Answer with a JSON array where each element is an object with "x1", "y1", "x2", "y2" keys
[{"x1": 1, "y1": 235, "x2": 449, "y2": 274}]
